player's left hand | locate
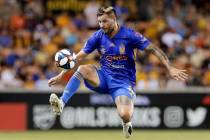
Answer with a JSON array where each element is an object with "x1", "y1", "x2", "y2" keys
[{"x1": 168, "y1": 66, "x2": 188, "y2": 81}]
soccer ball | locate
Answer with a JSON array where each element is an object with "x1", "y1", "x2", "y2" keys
[{"x1": 54, "y1": 49, "x2": 76, "y2": 69}]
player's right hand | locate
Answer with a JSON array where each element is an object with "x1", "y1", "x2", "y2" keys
[{"x1": 48, "y1": 76, "x2": 61, "y2": 87}]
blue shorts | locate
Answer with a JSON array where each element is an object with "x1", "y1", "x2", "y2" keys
[{"x1": 84, "y1": 67, "x2": 136, "y2": 101}]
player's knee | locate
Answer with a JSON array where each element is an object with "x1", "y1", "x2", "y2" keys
[
  {"x1": 77, "y1": 65, "x2": 93, "y2": 79},
  {"x1": 119, "y1": 109, "x2": 131, "y2": 118},
  {"x1": 115, "y1": 96, "x2": 133, "y2": 122},
  {"x1": 118, "y1": 109, "x2": 132, "y2": 122}
]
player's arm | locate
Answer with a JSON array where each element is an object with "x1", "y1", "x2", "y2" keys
[
  {"x1": 75, "y1": 50, "x2": 89, "y2": 62},
  {"x1": 144, "y1": 44, "x2": 188, "y2": 81},
  {"x1": 48, "y1": 31, "x2": 98, "y2": 87},
  {"x1": 48, "y1": 50, "x2": 88, "y2": 87}
]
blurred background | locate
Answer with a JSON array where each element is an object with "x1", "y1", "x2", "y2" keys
[
  {"x1": 0, "y1": 0, "x2": 209, "y2": 90},
  {"x1": 0, "y1": 0, "x2": 210, "y2": 140}
]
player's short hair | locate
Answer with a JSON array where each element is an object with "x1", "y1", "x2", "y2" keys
[{"x1": 97, "y1": 6, "x2": 117, "y2": 18}]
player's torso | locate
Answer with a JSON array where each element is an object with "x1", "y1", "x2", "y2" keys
[
  {"x1": 98, "y1": 35, "x2": 135, "y2": 68},
  {"x1": 96, "y1": 28, "x2": 136, "y2": 85}
]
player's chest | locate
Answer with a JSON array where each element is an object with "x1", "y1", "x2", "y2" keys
[{"x1": 99, "y1": 37, "x2": 131, "y2": 55}]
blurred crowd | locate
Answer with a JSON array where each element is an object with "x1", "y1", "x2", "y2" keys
[{"x1": 0, "y1": 0, "x2": 209, "y2": 91}]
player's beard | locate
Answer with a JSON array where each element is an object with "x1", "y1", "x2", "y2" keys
[{"x1": 103, "y1": 27, "x2": 114, "y2": 36}]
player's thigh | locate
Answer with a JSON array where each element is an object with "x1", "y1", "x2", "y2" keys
[
  {"x1": 111, "y1": 86, "x2": 136, "y2": 102},
  {"x1": 83, "y1": 66, "x2": 109, "y2": 93},
  {"x1": 115, "y1": 95, "x2": 134, "y2": 109},
  {"x1": 78, "y1": 64, "x2": 100, "y2": 87}
]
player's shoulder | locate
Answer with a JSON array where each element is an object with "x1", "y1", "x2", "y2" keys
[
  {"x1": 90, "y1": 29, "x2": 104, "y2": 39},
  {"x1": 122, "y1": 26, "x2": 145, "y2": 39},
  {"x1": 120, "y1": 26, "x2": 136, "y2": 36},
  {"x1": 121, "y1": 26, "x2": 134, "y2": 32}
]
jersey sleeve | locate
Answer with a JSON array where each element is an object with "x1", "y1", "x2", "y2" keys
[
  {"x1": 130, "y1": 31, "x2": 151, "y2": 50},
  {"x1": 82, "y1": 33, "x2": 99, "y2": 54}
]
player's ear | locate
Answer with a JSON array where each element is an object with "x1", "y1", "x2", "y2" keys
[
  {"x1": 110, "y1": 18, "x2": 115, "y2": 23},
  {"x1": 113, "y1": 16, "x2": 117, "y2": 22},
  {"x1": 112, "y1": 14, "x2": 117, "y2": 21},
  {"x1": 110, "y1": 16, "x2": 116, "y2": 23}
]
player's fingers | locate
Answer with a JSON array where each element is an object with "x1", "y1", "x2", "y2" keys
[
  {"x1": 176, "y1": 76, "x2": 184, "y2": 81},
  {"x1": 48, "y1": 79, "x2": 52, "y2": 84},
  {"x1": 176, "y1": 73, "x2": 184, "y2": 81},
  {"x1": 179, "y1": 71, "x2": 188, "y2": 77},
  {"x1": 179, "y1": 72, "x2": 188, "y2": 80},
  {"x1": 179, "y1": 73, "x2": 188, "y2": 80},
  {"x1": 48, "y1": 79, "x2": 55, "y2": 86},
  {"x1": 180, "y1": 69, "x2": 187, "y2": 72},
  {"x1": 51, "y1": 81, "x2": 56, "y2": 85},
  {"x1": 49, "y1": 82, "x2": 55, "y2": 87},
  {"x1": 48, "y1": 81, "x2": 51, "y2": 86},
  {"x1": 48, "y1": 82, "x2": 52, "y2": 87},
  {"x1": 179, "y1": 70, "x2": 188, "y2": 76},
  {"x1": 173, "y1": 75, "x2": 179, "y2": 81},
  {"x1": 177, "y1": 74, "x2": 186, "y2": 81}
]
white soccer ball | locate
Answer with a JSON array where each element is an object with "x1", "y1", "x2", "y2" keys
[{"x1": 54, "y1": 49, "x2": 76, "y2": 69}]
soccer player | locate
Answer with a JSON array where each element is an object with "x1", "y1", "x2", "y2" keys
[{"x1": 48, "y1": 6, "x2": 188, "y2": 138}]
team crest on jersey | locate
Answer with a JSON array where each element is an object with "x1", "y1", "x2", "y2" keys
[{"x1": 119, "y1": 43, "x2": 125, "y2": 54}]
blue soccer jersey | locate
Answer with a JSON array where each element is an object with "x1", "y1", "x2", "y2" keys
[{"x1": 82, "y1": 26, "x2": 151, "y2": 86}]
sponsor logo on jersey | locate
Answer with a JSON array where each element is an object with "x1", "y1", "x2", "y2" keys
[{"x1": 105, "y1": 55, "x2": 128, "y2": 62}]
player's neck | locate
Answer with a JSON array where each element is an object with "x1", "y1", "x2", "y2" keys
[{"x1": 110, "y1": 23, "x2": 120, "y2": 38}]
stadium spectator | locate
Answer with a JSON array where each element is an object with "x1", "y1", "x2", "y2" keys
[
  {"x1": 0, "y1": 0, "x2": 209, "y2": 90},
  {"x1": 84, "y1": 0, "x2": 100, "y2": 29}
]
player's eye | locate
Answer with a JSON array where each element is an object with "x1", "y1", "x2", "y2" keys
[{"x1": 102, "y1": 20, "x2": 107, "y2": 23}]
